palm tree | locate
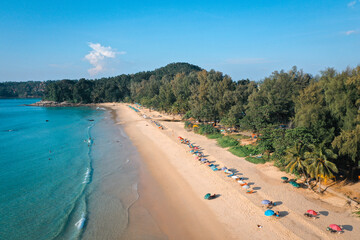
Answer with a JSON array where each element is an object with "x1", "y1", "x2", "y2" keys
[
  {"x1": 284, "y1": 142, "x2": 310, "y2": 185},
  {"x1": 305, "y1": 145, "x2": 338, "y2": 193}
]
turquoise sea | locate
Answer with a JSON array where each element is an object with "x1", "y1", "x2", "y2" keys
[{"x1": 0, "y1": 99, "x2": 144, "y2": 240}]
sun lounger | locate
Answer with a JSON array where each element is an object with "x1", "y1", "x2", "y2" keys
[{"x1": 246, "y1": 190, "x2": 254, "y2": 194}]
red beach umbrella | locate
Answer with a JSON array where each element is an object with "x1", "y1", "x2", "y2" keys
[
  {"x1": 307, "y1": 210, "x2": 318, "y2": 216},
  {"x1": 329, "y1": 224, "x2": 342, "y2": 231}
]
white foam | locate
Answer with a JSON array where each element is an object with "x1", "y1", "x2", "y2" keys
[
  {"x1": 75, "y1": 213, "x2": 86, "y2": 229},
  {"x1": 83, "y1": 168, "x2": 90, "y2": 184}
]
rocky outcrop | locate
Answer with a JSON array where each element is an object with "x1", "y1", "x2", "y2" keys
[{"x1": 26, "y1": 101, "x2": 88, "y2": 107}]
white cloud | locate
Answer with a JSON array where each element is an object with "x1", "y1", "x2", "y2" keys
[
  {"x1": 345, "y1": 30, "x2": 357, "y2": 35},
  {"x1": 84, "y1": 43, "x2": 125, "y2": 76},
  {"x1": 348, "y1": 1, "x2": 357, "y2": 8}
]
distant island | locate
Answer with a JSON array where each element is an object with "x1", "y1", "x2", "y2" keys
[{"x1": 1, "y1": 62, "x2": 359, "y2": 182}]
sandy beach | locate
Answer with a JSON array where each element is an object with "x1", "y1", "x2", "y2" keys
[{"x1": 103, "y1": 102, "x2": 360, "y2": 240}]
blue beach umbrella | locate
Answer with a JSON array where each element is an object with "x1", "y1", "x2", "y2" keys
[
  {"x1": 281, "y1": 177, "x2": 288, "y2": 181},
  {"x1": 262, "y1": 200, "x2": 271, "y2": 205},
  {"x1": 264, "y1": 210, "x2": 275, "y2": 216},
  {"x1": 204, "y1": 193, "x2": 211, "y2": 199}
]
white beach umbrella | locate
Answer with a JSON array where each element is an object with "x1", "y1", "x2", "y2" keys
[{"x1": 242, "y1": 185, "x2": 250, "y2": 189}]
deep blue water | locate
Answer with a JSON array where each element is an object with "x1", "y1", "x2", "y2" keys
[{"x1": 0, "y1": 99, "x2": 104, "y2": 240}]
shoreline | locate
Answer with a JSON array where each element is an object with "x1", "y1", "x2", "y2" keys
[
  {"x1": 108, "y1": 104, "x2": 231, "y2": 240},
  {"x1": 103, "y1": 102, "x2": 359, "y2": 240}
]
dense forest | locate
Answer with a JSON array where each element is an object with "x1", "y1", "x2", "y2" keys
[
  {"x1": 0, "y1": 81, "x2": 45, "y2": 98},
  {"x1": 1, "y1": 62, "x2": 359, "y2": 181}
]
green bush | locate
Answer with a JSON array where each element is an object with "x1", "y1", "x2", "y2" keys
[
  {"x1": 184, "y1": 121, "x2": 193, "y2": 129},
  {"x1": 207, "y1": 133, "x2": 223, "y2": 139},
  {"x1": 227, "y1": 134, "x2": 250, "y2": 140},
  {"x1": 228, "y1": 146, "x2": 249, "y2": 157},
  {"x1": 228, "y1": 145, "x2": 261, "y2": 157},
  {"x1": 197, "y1": 124, "x2": 219, "y2": 135},
  {"x1": 183, "y1": 110, "x2": 193, "y2": 120},
  {"x1": 217, "y1": 136, "x2": 239, "y2": 148},
  {"x1": 245, "y1": 156, "x2": 266, "y2": 164}
]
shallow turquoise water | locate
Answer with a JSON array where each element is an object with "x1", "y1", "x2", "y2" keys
[{"x1": 0, "y1": 99, "x2": 104, "y2": 240}]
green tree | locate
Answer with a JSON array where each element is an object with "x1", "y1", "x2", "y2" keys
[
  {"x1": 305, "y1": 145, "x2": 338, "y2": 193},
  {"x1": 284, "y1": 142, "x2": 310, "y2": 184}
]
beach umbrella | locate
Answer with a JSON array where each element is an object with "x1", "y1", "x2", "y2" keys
[
  {"x1": 292, "y1": 183, "x2": 300, "y2": 188},
  {"x1": 232, "y1": 175, "x2": 240, "y2": 179},
  {"x1": 238, "y1": 180, "x2": 245, "y2": 184},
  {"x1": 204, "y1": 193, "x2": 211, "y2": 199},
  {"x1": 221, "y1": 167, "x2": 227, "y2": 171},
  {"x1": 242, "y1": 185, "x2": 250, "y2": 189},
  {"x1": 201, "y1": 159, "x2": 207, "y2": 162},
  {"x1": 329, "y1": 224, "x2": 342, "y2": 231},
  {"x1": 281, "y1": 177, "x2": 288, "y2": 181},
  {"x1": 307, "y1": 210, "x2": 318, "y2": 216},
  {"x1": 262, "y1": 200, "x2": 271, "y2": 205},
  {"x1": 264, "y1": 210, "x2": 275, "y2": 216}
]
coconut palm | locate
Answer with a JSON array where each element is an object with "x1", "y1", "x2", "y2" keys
[
  {"x1": 284, "y1": 142, "x2": 310, "y2": 184},
  {"x1": 305, "y1": 145, "x2": 338, "y2": 193}
]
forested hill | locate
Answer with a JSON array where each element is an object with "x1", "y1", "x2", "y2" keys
[
  {"x1": 43, "y1": 62, "x2": 203, "y2": 103},
  {"x1": 0, "y1": 81, "x2": 45, "y2": 98}
]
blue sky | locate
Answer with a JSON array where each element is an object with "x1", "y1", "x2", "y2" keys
[{"x1": 0, "y1": 0, "x2": 359, "y2": 82}]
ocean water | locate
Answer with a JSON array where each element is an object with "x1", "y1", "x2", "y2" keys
[{"x1": 0, "y1": 99, "x2": 144, "y2": 240}]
